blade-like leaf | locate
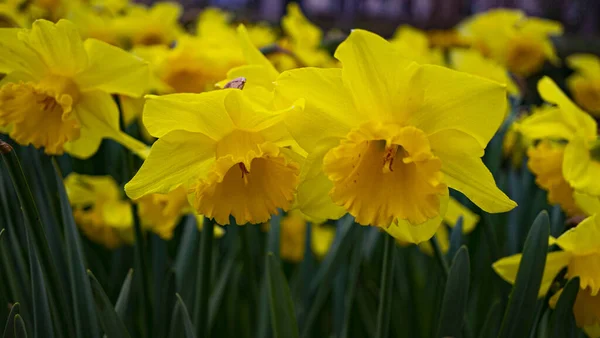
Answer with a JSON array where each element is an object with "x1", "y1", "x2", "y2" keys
[
  {"x1": 27, "y1": 233, "x2": 54, "y2": 338},
  {"x1": 266, "y1": 253, "x2": 299, "y2": 338},
  {"x1": 13, "y1": 315, "x2": 26, "y2": 338},
  {"x1": 53, "y1": 161, "x2": 99, "y2": 338},
  {"x1": 2, "y1": 303, "x2": 19, "y2": 338},
  {"x1": 447, "y1": 217, "x2": 464, "y2": 260},
  {"x1": 479, "y1": 301, "x2": 502, "y2": 338},
  {"x1": 550, "y1": 277, "x2": 580, "y2": 338},
  {"x1": 169, "y1": 294, "x2": 196, "y2": 338},
  {"x1": 498, "y1": 211, "x2": 550, "y2": 338},
  {"x1": 114, "y1": 270, "x2": 133, "y2": 320},
  {"x1": 436, "y1": 246, "x2": 471, "y2": 338},
  {"x1": 88, "y1": 271, "x2": 131, "y2": 338}
]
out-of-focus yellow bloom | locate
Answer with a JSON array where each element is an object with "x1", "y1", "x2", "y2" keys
[
  {"x1": 136, "y1": 186, "x2": 189, "y2": 240},
  {"x1": 276, "y1": 30, "x2": 515, "y2": 243},
  {"x1": 458, "y1": 9, "x2": 562, "y2": 76},
  {"x1": 65, "y1": 173, "x2": 133, "y2": 249},
  {"x1": 125, "y1": 88, "x2": 304, "y2": 226},
  {"x1": 279, "y1": 210, "x2": 335, "y2": 262},
  {"x1": 273, "y1": 3, "x2": 335, "y2": 70},
  {"x1": 196, "y1": 7, "x2": 275, "y2": 48},
  {"x1": 113, "y1": 2, "x2": 182, "y2": 47},
  {"x1": 527, "y1": 139, "x2": 581, "y2": 216},
  {"x1": 0, "y1": 19, "x2": 150, "y2": 158},
  {"x1": 494, "y1": 213, "x2": 600, "y2": 336},
  {"x1": 90, "y1": 0, "x2": 129, "y2": 16},
  {"x1": 133, "y1": 33, "x2": 244, "y2": 94},
  {"x1": 66, "y1": 4, "x2": 120, "y2": 46},
  {"x1": 503, "y1": 113, "x2": 532, "y2": 167},
  {"x1": 450, "y1": 48, "x2": 519, "y2": 97},
  {"x1": 566, "y1": 54, "x2": 600, "y2": 116},
  {"x1": 426, "y1": 29, "x2": 469, "y2": 49},
  {"x1": 418, "y1": 197, "x2": 480, "y2": 255},
  {"x1": 390, "y1": 25, "x2": 444, "y2": 66},
  {"x1": 247, "y1": 23, "x2": 277, "y2": 48},
  {"x1": 0, "y1": 0, "x2": 29, "y2": 28}
]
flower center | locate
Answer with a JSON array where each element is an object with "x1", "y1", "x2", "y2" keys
[
  {"x1": 0, "y1": 76, "x2": 81, "y2": 154},
  {"x1": 506, "y1": 36, "x2": 545, "y2": 75},
  {"x1": 323, "y1": 122, "x2": 447, "y2": 227},
  {"x1": 194, "y1": 140, "x2": 299, "y2": 225}
]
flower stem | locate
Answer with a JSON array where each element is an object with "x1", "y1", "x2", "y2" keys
[
  {"x1": 375, "y1": 234, "x2": 396, "y2": 338},
  {"x1": 194, "y1": 217, "x2": 214, "y2": 337}
]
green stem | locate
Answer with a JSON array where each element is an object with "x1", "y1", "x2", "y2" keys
[
  {"x1": 375, "y1": 234, "x2": 395, "y2": 338},
  {"x1": 0, "y1": 140, "x2": 74, "y2": 337},
  {"x1": 132, "y1": 207, "x2": 152, "y2": 338},
  {"x1": 194, "y1": 217, "x2": 214, "y2": 337},
  {"x1": 430, "y1": 235, "x2": 449, "y2": 277}
]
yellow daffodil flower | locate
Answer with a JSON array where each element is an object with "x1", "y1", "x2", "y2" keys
[
  {"x1": 275, "y1": 29, "x2": 515, "y2": 243},
  {"x1": 65, "y1": 173, "x2": 133, "y2": 249},
  {"x1": 390, "y1": 25, "x2": 444, "y2": 65},
  {"x1": 136, "y1": 186, "x2": 190, "y2": 240},
  {"x1": 66, "y1": 3, "x2": 121, "y2": 46},
  {"x1": 518, "y1": 77, "x2": 599, "y2": 198},
  {"x1": 566, "y1": 54, "x2": 600, "y2": 116},
  {"x1": 458, "y1": 9, "x2": 562, "y2": 76},
  {"x1": 450, "y1": 49, "x2": 519, "y2": 97},
  {"x1": 125, "y1": 88, "x2": 304, "y2": 226},
  {"x1": 0, "y1": 19, "x2": 150, "y2": 158},
  {"x1": 273, "y1": 3, "x2": 335, "y2": 70},
  {"x1": 113, "y1": 2, "x2": 183, "y2": 47},
  {"x1": 280, "y1": 210, "x2": 335, "y2": 262},
  {"x1": 417, "y1": 197, "x2": 480, "y2": 255},
  {"x1": 493, "y1": 213, "x2": 600, "y2": 336}
]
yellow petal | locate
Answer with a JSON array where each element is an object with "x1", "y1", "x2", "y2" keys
[
  {"x1": 538, "y1": 76, "x2": 597, "y2": 139},
  {"x1": 237, "y1": 25, "x2": 278, "y2": 80},
  {"x1": 22, "y1": 19, "x2": 88, "y2": 76},
  {"x1": 567, "y1": 54, "x2": 600, "y2": 77},
  {"x1": 276, "y1": 67, "x2": 358, "y2": 152},
  {"x1": 556, "y1": 214, "x2": 600, "y2": 256},
  {"x1": 125, "y1": 130, "x2": 216, "y2": 199},
  {"x1": 411, "y1": 64, "x2": 507, "y2": 148},
  {"x1": 143, "y1": 90, "x2": 235, "y2": 139},
  {"x1": 444, "y1": 197, "x2": 480, "y2": 233},
  {"x1": 436, "y1": 151, "x2": 516, "y2": 213},
  {"x1": 0, "y1": 28, "x2": 45, "y2": 75},
  {"x1": 563, "y1": 136, "x2": 600, "y2": 196},
  {"x1": 568, "y1": 253, "x2": 600, "y2": 296},
  {"x1": 492, "y1": 251, "x2": 571, "y2": 297},
  {"x1": 517, "y1": 105, "x2": 581, "y2": 141},
  {"x1": 224, "y1": 89, "x2": 297, "y2": 131},
  {"x1": 334, "y1": 29, "x2": 420, "y2": 122},
  {"x1": 574, "y1": 192, "x2": 600, "y2": 216},
  {"x1": 384, "y1": 193, "x2": 449, "y2": 244},
  {"x1": 75, "y1": 39, "x2": 150, "y2": 97},
  {"x1": 295, "y1": 138, "x2": 346, "y2": 222}
]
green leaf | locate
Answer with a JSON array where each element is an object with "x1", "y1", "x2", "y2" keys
[
  {"x1": 497, "y1": 211, "x2": 550, "y2": 338},
  {"x1": 155, "y1": 269, "x2": 176, "y2": 338},
  {"x1": 13, "y1": 315, "x2": 26, "y2": 338},
  {"x1": 27, "y1": 231, "x2": 54, "y2": 338},
  {"x1": 192, "y1": 218, "x2": 214, "y2": 338},
  {"x1": 88, "y1": 271, "x2": 131, "y2": 338},
  {"x1": 208, "y1": 254, "x2": 235, "y2": 334},
  {"x1": 169, "y1": 294, "x2": 196, "y2": 338},
  {"x1": 114, "y1": 269, "x2": 133, "y2": 320},
  {"x1": 436, "y1": 246, "x2": 470, "y2": 338},
  {"x1": 266, "y1": 253, "x2": 299, "y2": 338},
  {"x1": 549, "y1": 277, "x2": 580, "y2": 338},
  {"x1": 479, "y1": 301, "x2": 502, "y2": 338},
  {"x1": 2, "y1": 303, "x2": 19, "y2": 338},
  {"x1": 258, "y1": 213, "x2": 282, "y2": 338},
  {"x1": 447, "y1": 217, "x2": 464, "y2": 260},
  {"x1": 52, "y1": 161, "x2": 99, "y2": 338}
]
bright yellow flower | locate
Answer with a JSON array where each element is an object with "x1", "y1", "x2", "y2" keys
[
  {"x1": 417, "y1": 197, "x2": 480, "y2": 255},
  {"x1": 458, "y1": 9, "x2": 562, "y2": 76},
  {"x1": 113, "y1": 2, "x2": 182, "y2": 47},
  {"x1": 275, "y1": 3, "x2": 335, "y2": 69},
  {"x1": 550, "y1": 288, "x2": 600, "y2": 338},
  {"x1": 390, "y1": 25, "x2": 444, "y2": 65},
  {"x1": 450, "y1": 48, "x2": 519, "y2": 97},
  {"x1": 124, "y1": 88, "x2": 304, "y2": 225},
  {"x1": 527, "y1": 139, "x2": 581, "y2": 216},
  {"x1": 0, "y1": 19, "x2": 150, "y2": 158},
  {"x1": 276, "y1": 30, "x2": 515, "y2": 243},
  {"x1": 65, "y1": 173, "x2": 133, "y2": 249},
  {"x1": 494, "y1": 213, "x2": 600, "y2": 335},
  {"x1": 566, "y1": 54, "x2": 600, "y2": 116},
  {"x1": 136, "y1": 185, "x2": 189, "y2": 240},
  {"x1": 66, "y1": 3, "x2": 120, "y2": 46},
  {"x1": 518, "y1": 77, "x2": 599, "y2": 197},
  {"x1": 279, "y1": 209, "x2": 335, "y2": 262}
]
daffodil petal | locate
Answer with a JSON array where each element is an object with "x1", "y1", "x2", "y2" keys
[
  {"x1": 334, "y1": 29, "x2": 419, "y2": 121},
  {"x1": 237, "y1": 25, "x2": 279, "y2": 80},
  {"x1": 384, "y1": 193, "x2": 449, "y2": 244},
  {"x1": 492, "y1": 251, "x2": 571, "y2": 297},
  {"x1": 556, "y1": 214, "x2": 600, "y2": 255},
  {"x1": 567, "y1": 54, "x2": 600, "y2": 77},
  {"x1": 276, "y1": 67, "x2": 358, "y2": 152},
  {"x1": 22, "y1": 19, "x2": 88, "y2": 76},
  {"x1": 411, "y1": 64, "x2": 507, "y2": 148},
  {"x1": 439, "y1": 154, "x2": 516, "y2": 213},
  {"x1": 125, "y1": 130, "x2": 216, "y2": 199},
  {"x1": 517, "y1": 106, "x2": 579, "y2": 141},
  {"x1": 143, "y1": 90, "x2": 235, "y2": 139},
  {"x1": 75, "y1": 39, "x2": 150, "y2": 97},
  {"x1": 0, "y1": 28, "x2": 45, "y2": 75},
  {"x1": 563, "y1": 136, "x2": 600, "y2": 196},
  {"x1": 574, "y1": 192, "x2": 600, "y2": 216},
  {"x1": 444, "y1": 197, "x2": 480, "y2": 233}
]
